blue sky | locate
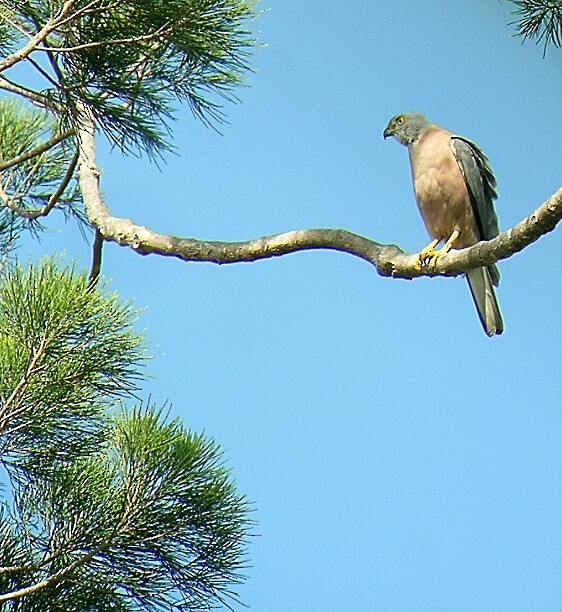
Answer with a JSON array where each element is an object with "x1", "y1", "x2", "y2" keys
[{"x1": 21, "y1": 1, "x2": 562, "y2": 610}]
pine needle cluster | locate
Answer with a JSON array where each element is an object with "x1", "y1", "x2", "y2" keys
[
  {"x1": 510, "y1": 0, "x2": 562, "y2": 54},
  {"x1": 0, "y1": 259, "x2": 251, "y2": 610},
  {"x1": 0, "y1": 0, "x2": 258, "y2": 156}
]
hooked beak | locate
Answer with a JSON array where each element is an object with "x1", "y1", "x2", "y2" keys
[{"x1": 383, "y1": 126, "x2": 392, "y2": 139}]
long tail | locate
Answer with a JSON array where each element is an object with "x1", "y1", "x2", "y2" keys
[{"x1": 466, "y1": 267, "x2": 504, "y2": 336}]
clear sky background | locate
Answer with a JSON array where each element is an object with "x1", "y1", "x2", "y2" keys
[{"x1": 21, "y1": 1, "x2": 562, "y2": 610}]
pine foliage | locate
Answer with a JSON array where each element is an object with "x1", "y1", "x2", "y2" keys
[
  {"x1": 510, "y1": 0, "x2": 562, "y2": 53},
  {"x1": 0, "y1": 259, "x2": 251, "y2": 610}
]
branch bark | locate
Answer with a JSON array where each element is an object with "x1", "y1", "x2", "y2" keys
[
  {"x1": 2, "y1": 147, "x2": 80, "y2": 220},
  {"x1": 0, "y1": 76, "x2": 62, "y2": 111},
  {"x1": 77, "y1": 119, "x2": 562, "y2": 280}
]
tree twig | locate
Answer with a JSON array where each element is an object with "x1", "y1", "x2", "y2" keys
[
  {"x1": 41, "y1": 21, "x2": 180, "y2": 53},
  {"x1": 0, "y1": 76, "x2": 65, "y2": 112},
  {"x1": 2, "y1": 147, "x2": 80, "y2": 220},
  {"x1": 88, "y1": 228, "x2": 104, "y2": 291},
  {"x1": 0, "y1": 128, "x2": 75, "y2": 171}
]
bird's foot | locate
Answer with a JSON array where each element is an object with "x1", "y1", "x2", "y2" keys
[
  {"x1": 417, "y1": 239, "x2": 439, "y2": 269},
  {"x1": 416, "y1": 230, "x2": 460, "y2": 270}
]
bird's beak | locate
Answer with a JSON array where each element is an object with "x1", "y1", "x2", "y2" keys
[{"x1": 383, "y1": 126, "x2": 392, "y2": 139}]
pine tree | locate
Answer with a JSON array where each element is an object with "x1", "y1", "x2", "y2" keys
[
  {"x1": 0, "y1": 260, "x2": 251, "y2": 610},
  {"x1": 0, "y1": 2, "x2": 258, "y2": 607},
  {"x1": 0, "y1": 1, "x2": 560, "y2": 608}
]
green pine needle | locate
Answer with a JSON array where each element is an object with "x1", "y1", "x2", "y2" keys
[
  {"x1": 1, "y1": 0, "x2": 260, "y2": 156},
  {"x1": 510, "y1": 0, "x2": 562, "y2": 55},
  {"x1": 0, "y1": 257, "x2": 146, "y2": 473}
]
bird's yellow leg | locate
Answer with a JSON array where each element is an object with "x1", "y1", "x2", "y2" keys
[{"x1": 417, "y1": 230, "x2": 460, "y2": 268}]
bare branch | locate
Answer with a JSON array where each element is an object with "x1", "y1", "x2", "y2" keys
[
  {"x1": 2, "y1": 147, "x2": 80, "y2": 220},
  {"x1": 41, "y1": 20, "x2": 180, "y2": 53},
  {"x1": 43, "y1": 146, "x2": 79, "y2": 209},
  {"x1": 77, "y1": 119, "x2": 562, "y2": 280},
  {"x1": 53, "y1": 0, "x2": 120, "y2": 29},
  {"x1": 0, "y1": 565, "x2": 32, "y2": 575}
]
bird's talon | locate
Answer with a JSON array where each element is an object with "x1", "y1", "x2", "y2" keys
[
  {"x1": 417, "y1": 239, "x2": 439, "y2": 268},
  {"x1": 419, "y1": 239, "x2": 438, "y2": 259},
  {"x1": 417, "y1": 230, "x2": 460, "y2": 268}
]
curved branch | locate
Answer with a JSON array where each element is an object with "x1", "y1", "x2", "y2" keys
[
  {"x1": 78, "y1": 121, "x2": 562, "y2": 280},
  {"x1": 2, "y1": 146, "x2": 79, "y2": 220}
]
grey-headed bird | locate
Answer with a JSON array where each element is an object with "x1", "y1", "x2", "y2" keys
[{"x1": 383, "y1": 112, "x2": 504, "y2": 336}]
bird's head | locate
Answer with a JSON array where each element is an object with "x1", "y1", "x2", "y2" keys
[{"x1": 383, "y1": 112, "x2": 432, "y2": 146}]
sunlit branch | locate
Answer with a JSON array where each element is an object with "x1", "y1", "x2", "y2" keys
[
  {"x1": 78, "y1": 118, "x2": 562, "y2": 281},
  {"x1": 53, "y1": 0, "x2": 121, "y2": 28},
  {"x1": 43, "y1": 146, "x2": 79, "y2": 208},
  {"x1": 41, "y1": 21, "x2": 181, "y2": 53},
  {"x1": 10, "y1": 156, "x2": 42, "y2": 206},
  {"x1": 0, "y1": 75, "x2": 64, "y2": 111}
]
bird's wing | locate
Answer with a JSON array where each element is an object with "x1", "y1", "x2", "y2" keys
[
  {"x1": 451, "y1": 136, "x2": 499, "y2": 241},
  {"x1": 451, "y1": 136, "x2": 501, "y2": 286}
]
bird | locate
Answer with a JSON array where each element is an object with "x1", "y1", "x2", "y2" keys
[{"x1": 383, "y1": 112, "x2": 504, "y2": 336}]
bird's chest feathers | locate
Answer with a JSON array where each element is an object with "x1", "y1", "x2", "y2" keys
[{"x1": 408, "y1": 130, "x2": 470, "y2": 241}]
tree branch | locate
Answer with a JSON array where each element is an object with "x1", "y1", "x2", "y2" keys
[
  {"x1": 88, "y1": 228, "x2": 104, "y2": 290},
  {"x1": 41, "y1": 20, "x2": 181, "y2": 53},
  {"x1": 77, "y1": 121, "x2": 562, "y2": 280},
  {"x1": 0, "y1": 538, "x2": 108, "y2": 602},
  {"x1": 0, "y1": 76, "x2": 65, "y2": 112},
  {"x1": 0, "y1": 0, "x2": 79, "y2": 73},
  {"x1": 0, "y1": 128, "x2": 75, "y2": 172},
  {"x1": 2, "y1": 147, "x2": 80, "y2": 220},
  {"x1": 0, "y1": 336, "x2": 49, "y2": 434}
]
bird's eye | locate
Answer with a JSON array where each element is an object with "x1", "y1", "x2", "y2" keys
[{"x1": 396, "y1": 116, "x2": 405, "y2": 126}]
